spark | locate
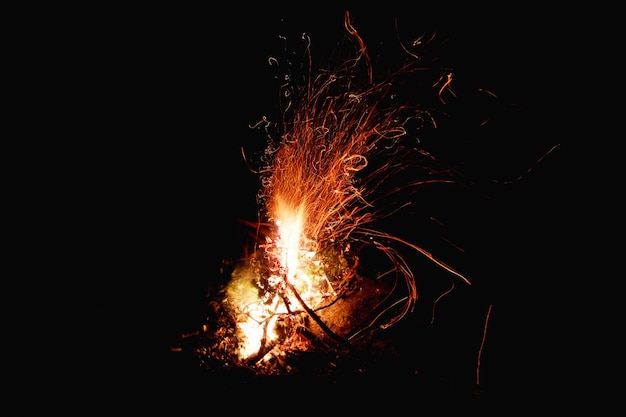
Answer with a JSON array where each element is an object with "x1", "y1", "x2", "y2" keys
[
  {"x1": 476, "y1": 303, "x2": 493, "y2": 386},
  {"x1": 430, "y1": 280, "x2": 455, "y2": 325},
  {"x1": 490, "y1": 143, "x2": 561, "y2": 184},
  {"x1": 436, "y1": 72, "x2": 456, "y2": 104},
  {"x1": 344, "y1": 10, "x2": 372, "y2": 85}
]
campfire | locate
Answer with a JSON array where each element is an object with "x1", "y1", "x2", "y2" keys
[{"x1": 174, "y1": 11, "x2": 477, "y2": 378}]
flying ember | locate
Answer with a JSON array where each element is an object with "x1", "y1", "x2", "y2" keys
[{"x1": 181, "y1": 11, "x2": 480, "y2": 377}]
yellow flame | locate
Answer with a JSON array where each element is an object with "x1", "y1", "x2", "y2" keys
[
  {"x1": 226, "y1": 197, "x2": 335, "y2": 361},
  {"x1": 274, "y1": 198, "x2": 305, "y2": 283}
]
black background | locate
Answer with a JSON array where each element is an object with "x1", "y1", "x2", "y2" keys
[{"x1": 45, "y1": 3, "x2": 602, "y2": 411}]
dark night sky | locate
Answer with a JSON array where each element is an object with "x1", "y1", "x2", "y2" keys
[{"x1": 58, "y1": 4, "x2": 599, "y2": 409}]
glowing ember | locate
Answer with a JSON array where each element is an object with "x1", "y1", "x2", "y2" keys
[{"x1": 185, "y1": 12, "x2": 477, "y2": 376}]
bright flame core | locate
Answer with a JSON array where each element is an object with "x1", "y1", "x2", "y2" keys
[
  {"x1": 274, "y1": 199, "x2": 305, "y2": 283},
  {"x1": 226, "y1": 195, "x2": 344, "y2": 361}
]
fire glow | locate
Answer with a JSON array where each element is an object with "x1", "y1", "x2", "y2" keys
[{"x1": 188, "y1": 12, "x2": 476, "y2": 376}]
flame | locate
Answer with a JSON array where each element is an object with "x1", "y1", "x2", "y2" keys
[
  {"x1": 273, "y1": 198, "x2": 305, "y2": 284},
  {"x1": 226, "y1": 196, "x2": 336, "y2": 361}
]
